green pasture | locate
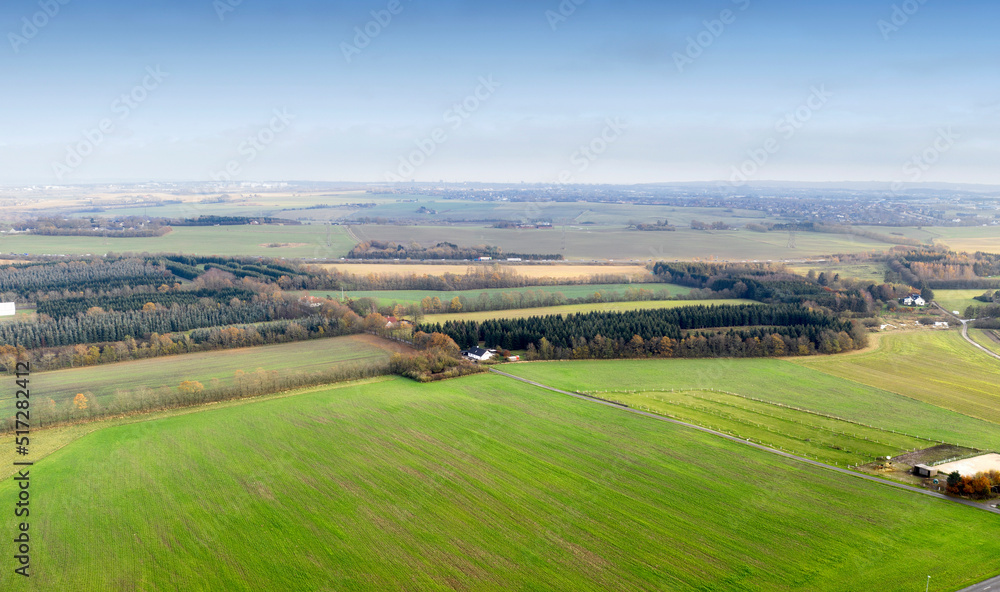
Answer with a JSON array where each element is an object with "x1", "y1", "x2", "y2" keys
[
  {"x1": 350, "y1": 224, "x2": 891, "y2": 262},
  {"x1": 501, "y1": 355, "x2": 1000, "y2": 451},
  {"x1": 610, "y1": 390, "x2": 931, "y2": 466},
  {"x1": 794, "y1": 331, "x2": 1000, "y2": 425},
  {"x1": 0, "y1": 224, "x2": 354, "y2": 258},
  {"x1": 302, "y1": 282, "x2": 692, "y2": 308},
  {"x1": 969, "y1": 328, "x2": 1000, "y2": 356},
  {"x1": 2, "y1": 373, "x2": 998, "y2": 591},
  {"x1": 934, "y1": 290, "x2": 991, "y2": 315},
  {"x1": 14, "y1": 335, "x2": 392, "y2": 407}
]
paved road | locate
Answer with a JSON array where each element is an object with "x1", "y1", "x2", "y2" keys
[
  {"x1": 930, "y1": 302, "x2": 1000, "y2": 361},
  {"x1": 959, "y1": 574, "x2": 1000, "y2": 592},
  {"x1": 489, "y1": 369, "x2": 1000, "y2": 517},
  {"x1": 960, "y1": 320, "x2": 1000, "y2": 361}
]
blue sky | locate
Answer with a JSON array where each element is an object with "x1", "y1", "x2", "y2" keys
[{"x1": 1, "y1": 0, "x2": 998, "y2": 186}]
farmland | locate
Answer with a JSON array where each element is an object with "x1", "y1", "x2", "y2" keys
[
  {"x1": 312, "y1": 261, "x2": 655, "y2": 280},
  {"x1": 0, "y1": 224, "x2": 354, "y2": 258},
  {"x1": 501, "y1": 355, "x2": 1000, "y2": 451},
  {"x1": 350, "y1": 224, "x2": 891, "y2": 261},
  {"x1": 422, "y1": 299, "x2": 755, "y2": 324},
  {"x1": 935, "y1": 289, "x2": 991, "y2": 315},
  {"x1": 2, "y1": 373, "x2": 999, "y2": 591},
  {"x1": 304, "y1": 282, "x2": 693, "y2": 307},
  {"x1": 793, "y1": 331, "x2": 1000, "y2": 425},
  {"x1": 967, "y1": 328, "x2": 1000, "y2": 356},
  {"x1": 7, "y1": 334, "x2": 398, "y2": 408},
  {"x1": 608, "y1": 389, "x2": 932, "y2": 467}
]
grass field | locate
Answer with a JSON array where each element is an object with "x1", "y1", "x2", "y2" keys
[
  {"x1": 11, "y1": 335, "x2": 398, "y2": 408},
  {"x1": 787, "y1": 262, "x2": 887, "y2": 282},
  {"x1": 935, "y1": 289, "x2": 991, "y2": 315},
  {"x1": 422, "y1": 299, "x2": 754, "y2": 324},
  {"x1": 609, "y1": 389, "x2": 931, "y2": 466},
  {"x1": 312, "y1": 261, "x2": 655, "y2": 280},
  {"x1": 0, "y1": 224, "x2": 355, "y2": 258},
  {"x1": 2, "y1": 373, "x2": 999, "y2": 591},
  {"x1": 502, "y1": 357, "x2": 1000, "y2": 451},
  {"x1": 968, "y1": 328, "x2": 1000, "y2": 356},
  {"x1": 793, "y1": 331, "x2": 1000, "y2": 426},
  {"x1": 930, "y1": 226, "x2": 1000, "y2": 254},
  {"x1": 302, "y1": 282, "x2": 692, "y2": 307},
  {"x1": 350, "y1": 224, "x2": 891, "y2": 261}
]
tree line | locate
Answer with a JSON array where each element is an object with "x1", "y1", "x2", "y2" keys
[
  {"x1": 347, "y1": 240, "x2": 563, "y2": 261},
  {"x1": 421, "y1": 304, "x2": 865, "y2": 358},
  {"x1": 0, "y1": 259, "x2": 170, "y2": 298}
]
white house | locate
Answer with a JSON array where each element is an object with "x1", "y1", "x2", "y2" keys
[
  {"x1": 0, "y1": 302, "x2": 14, "y2": 317},
  {"x1": 461, "y1": 347, "x2": 495, "y2": 362},
  {"x1": 901, "y1": 294, "x2": 926, "y2": 307}
]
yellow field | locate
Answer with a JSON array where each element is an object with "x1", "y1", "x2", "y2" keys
[
  {"x1": 312, "y1": 262, "x2": 654, "y2": 280},
  {"x1": 930, "y1": 227, "x2": 1000, "y2": 254}
]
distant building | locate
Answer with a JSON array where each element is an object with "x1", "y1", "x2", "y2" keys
[
  {"x1": 0, "y1": 303, "x2": 14, "y2": 316},
  {"x1": 461, "y1": 347, "x2": 495, "y2": 362},
  {"x1": 385, "y1": 316, "x2": 399, "y2": 328},
  {"x1": 900, "y1": 294, "x2": 926, "y2": 306},
  {"x1": 914, "y1": 464, "x2": 937, "y2": 478},
  {"x1": 298, "y1": 294, "x2": 323, "y2": 308}
]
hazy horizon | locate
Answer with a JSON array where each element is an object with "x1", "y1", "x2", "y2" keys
[{"x1": 2, "y1": 0, "x2": 998, "y2": 187}]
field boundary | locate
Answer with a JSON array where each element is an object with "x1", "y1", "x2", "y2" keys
[
  {"x1": 580, "y1": 387, "x2": 962, "y2": 448},
  {"x1": 489, "y1": 369, "x2": 1000, "y2": 516}
]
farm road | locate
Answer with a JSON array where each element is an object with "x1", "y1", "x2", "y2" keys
[
  {"x1": 961, "y1": 321, "x2": 1000, "y2": 362},
  {"x1": 489, "y1": 369, "x2": 1000, "y2": 517},
  {"x1": 931, "y1": 302, "x2": 1000, "y2": 362}
]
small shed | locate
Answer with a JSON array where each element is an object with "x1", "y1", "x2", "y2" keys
[
  {"x1": 0, "y1": 302, "x2": 14, "y2": 317},
  {"x1": 914, "y1": 464, "x2": 937, "y2": 478}
]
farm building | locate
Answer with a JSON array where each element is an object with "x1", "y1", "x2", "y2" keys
[
  {"x1": 914, "y1": 464, "x2": 937, "y2": 478},
  {"x1": 461, "y1": 347, "x2": 495, "y2": 362},
  {"x1": 0, "y1": 302, "x2": 14, "y2": 316}
]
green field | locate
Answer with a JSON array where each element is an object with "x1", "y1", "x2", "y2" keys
[
  {"x1": 934, "y1": 289, "x2": 991, "y2": 315},
  {"x1": 609, "y1": 389, "x2": 931, "y2": 466},
  {"x1": 969, "y1": 328, "x2": 1000, "y2": 356},
  {"x1": 501, "y1": 356, "x2": 1000, "y2": 451},
  {"x1": 351, "y1": 224, "x2": 891, "y2": 261},
  {"x1": 787, "y1": 262, "x2": 887, "y2": 282},
  {"x1": 3, "y1": 373, "x2": 999, "y2": 591},
  {"x1": 303, "y1": 282, "x2": 693, "y2": 308},
  {"x1": 423, "y1": 299, "x2": 755, "y2": 324},
  {"x1": 794, "y1": 331, "x2": 1000, "y2": 425},
  {"x1": 0, "y1": 224, "x2": 354, "y2": 258},
  {"x1": 15, "y1": 335, "x2": 395, "y2": 407}
]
